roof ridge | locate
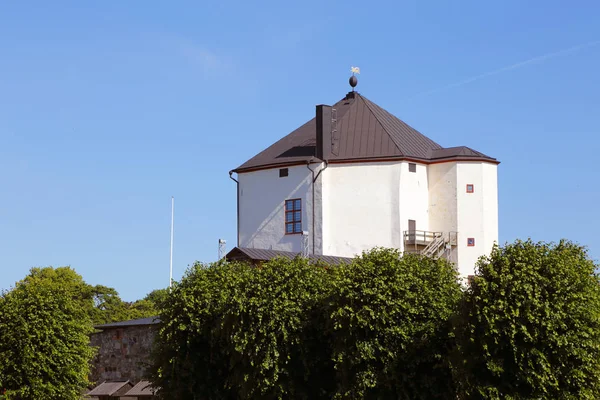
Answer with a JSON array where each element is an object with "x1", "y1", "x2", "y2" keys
[{"x1": 358, "y1": 93, "x2": 405, "y2": 156}]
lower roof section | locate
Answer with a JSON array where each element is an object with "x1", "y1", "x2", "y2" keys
[
  {"x1": 124, "y1": 380, "x2": 156, "y2": 397},
  {"x1": 87, "y1": 380, "x2": 133, "y2": 397},
  {"x1": 94, "y1": 316, "x2": 160, "y2": 330},
  {"x1": 226, "y1": 247, "x2": 352, "y2": 265}
]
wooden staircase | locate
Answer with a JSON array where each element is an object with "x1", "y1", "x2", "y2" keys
[{"x1": 403, "y1": 230, "x2": 457, "y2": 261}]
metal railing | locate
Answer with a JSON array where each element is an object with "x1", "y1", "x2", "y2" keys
[
  {"x1": 403, "y1": 230, "x2": 442, "y2": 244},
  {"x1": 403, "y1": 230, "x2": 459, "y2": 259}
]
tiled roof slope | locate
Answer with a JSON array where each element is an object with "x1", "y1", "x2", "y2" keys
[{"x1": 233, "y1": 92, "x2": 497, "y2": 172}]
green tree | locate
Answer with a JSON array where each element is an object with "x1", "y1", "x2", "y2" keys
[
  {"x1": 89, "y1": 284, "x2": 132, "y2": 324},
  {"x1": 124, "y1": 288, "x2": 169, "y2": 321},
  {"x1": 456, "y1": 239, "x2": 600, "y2": 399},
  {"x1": 142, "y1": 288, "x2": 169, "y2": 306},
  {"x1": 0, "y1": 267, "x2": 96, "y2": 399},
  {"x1": 149, "y1": 257, "x2": 332, "y2": 400},
  {"x1": 324, "y1": 248, "x2": 462, "y2": 399}
]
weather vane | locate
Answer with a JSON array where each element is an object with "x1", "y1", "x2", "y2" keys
[{"x1": 349, "y1": 66, "x2": 360, "y2": 90}]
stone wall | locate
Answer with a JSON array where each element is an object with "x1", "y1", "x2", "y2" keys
[{"x1": 89, "y1": 324, "x2": 157, "y2": 384}]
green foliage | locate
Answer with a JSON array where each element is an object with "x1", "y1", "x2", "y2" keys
[
  {"x1": 149, "y1": 249, "x2": 462, "y2": 399},
  {"x1": 324, "y1": 248, "x2": 462, "y2": 399},
  {"x1": 142, "y1": 288, "x2": 169, "y2": 307},
  {"x1": 149, "y1": 257, "x2": 332, "y2": 400},
  {"x1": 148, "y1": 241, "x2": 600, "y2": 399},
  {"x1": 90, "y1": 286, "x2": 164, "y2": 325},
  {"x1": 456, "y1": 239, "x2": 600, "y2": 399},
  {"x1": 0, "y1": 267, "x2": 96, "y2": 400},
  {"x1": 124, "y1": 288, "x2": 169, "y2": 321}
]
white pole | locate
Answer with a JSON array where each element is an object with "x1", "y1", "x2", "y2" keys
[{"x1": 169, "y1": 196, "x2": 174, "y2": 288}]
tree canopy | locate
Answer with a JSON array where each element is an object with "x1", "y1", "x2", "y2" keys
[
  {"x1": 0, "y1": 267, "x2": 95, "y2": 399},
  {"x1": 324, "y1": 249, "x2": 462, "y2": 399},
  {"x1": 149, "y1": 249, "x2": 462, "y2": 399},
  {"x1": 456, "y1": 240, "x2": 600, "y2": 399},
  {"x1": 149, "y1": 257, "x2": 332, "y2": 400}
]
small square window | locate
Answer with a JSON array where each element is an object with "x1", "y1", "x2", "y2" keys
[
  {"x1": 408, "y1": 163, "x2": 416, "y2": 173},
  {"x1": 279, "y1": 168, "x2": 288, "y2": 177},
  {"x1": 467, "y1": 238, "x2": 475, "y2": 247},
  {"x1": 466, "y1": 184, "x2": 474, "y2": 193}
]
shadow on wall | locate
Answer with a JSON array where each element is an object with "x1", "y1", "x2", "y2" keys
[{"x1": 244, "y1": 171, "x2": 312, "y2": 251}]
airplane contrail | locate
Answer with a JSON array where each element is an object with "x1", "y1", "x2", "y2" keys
[{"x1": 409, "y1": 40, "x2": 600, "y2": 99}]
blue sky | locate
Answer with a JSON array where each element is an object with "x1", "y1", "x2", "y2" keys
[{"x1": 1, "y1": 1, "x2": 599, "y2": 301}]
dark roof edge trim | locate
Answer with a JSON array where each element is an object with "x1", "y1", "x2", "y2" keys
[
  {"x1": 315, "y1": 156, "x2": 500, "y2": 166},
  {"x1": 231, "y1": 159, "x2": 323, "y2": 174},
  {"x1": 93, "y1": 316, "x2": 161, "y2": 329},
  {"x1": 233, "y1": 156, "x2": 499, "y2": 174}
]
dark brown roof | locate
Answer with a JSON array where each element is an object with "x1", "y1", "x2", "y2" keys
[
  {"x1": 94, "y1": 316, "x2": 160, "y2": 329},
  {"x1": 124, "y1": 380, "x2": 156, "y2": 396},
  {"x1": 87, "y1": 380, "x2": 133, "y2": 397},
  {"x1": 226, "y1": 247, "x2": 352, "y2": 265},
  {"x1": 429, "y1": 146, "x2": 493, "y2": 160},
  {"x1": 232, "y1": 92, "x2": 497, "y2": 172}
]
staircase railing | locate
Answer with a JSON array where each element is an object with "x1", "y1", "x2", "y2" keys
[
  {"x1": 403, "y1": 230, "x2": 458, "y2": 260},
  {"x1": 422, "y1": 236, "x2": 446, "y2": 258}
]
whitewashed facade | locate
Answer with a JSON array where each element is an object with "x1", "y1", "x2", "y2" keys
[{"x1": 231, "y1": 89, "x2": 499, "y2": 277}]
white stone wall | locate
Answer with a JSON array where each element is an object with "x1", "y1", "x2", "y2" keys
[
  {"x1": 238, "y1": 164, "x2": 323, "y2": 254},
  {"x1": 236, "y1": 159, "x2": 498, "y2": 279},
  {"x1": 428, "y1": 163, "x2": 458, "y2": 233},
  {"x1": 481, "y1": 162, "x2": 499, "y2": 261},
  {"x1": 455, "y1": 162, "x2": 499, "y2": 276},
  {"x1": 428, "y1": 162, "x2": 459, "y2": 264},
  {"x1": 321, "y1": 162, "x2": 401, "y2": 258},
  {"x1": 398, "y1": 162, "x2": 429, "y2": 252}
]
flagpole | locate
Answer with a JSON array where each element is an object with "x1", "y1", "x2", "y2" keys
[{"x1": 169, "y1": 196, "x2": 174, "y2": 288}]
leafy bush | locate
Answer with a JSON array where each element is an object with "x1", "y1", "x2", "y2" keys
[
  {"x1": 324, "y1": 248, "x2": 462, "y2": 399},
  {"x1": 456, "y1": 240, "x2": 600, "y2": 399},
  {"x1": 0, "y1": 267, "x2": 95, "y2": 399},
  {"x1": 149, "y1": 241, "x2": 600, "y2": 399},
  {"x1": 149, "y1": 257, "x2": 332, "y2": 400}
]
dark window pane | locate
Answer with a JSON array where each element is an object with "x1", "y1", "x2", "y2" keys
[
  {"x1": 286, "y1": 212, "x2": 294, "y2": 222},
  {"x1": 279, "y1": 168, "x2": 289, "y2": 177},
  {"x1": 295, "y1": 199, "x2": 301, "y2": 209},
  {"x1": 294, "y1": 211, "x2": 301, "y2": 221},
  {"x1": 286, "y1": 223, "x2": 293, "y2": 233},
  {"x1": 285, "y1": 200, "x2": 293, "y2": 210},
  {"x1": 294, "y1": 222, "x2": 302, "y2": 232},
  {"x1": 408, "y1": 163, "x2": 416, "y2": 173}
]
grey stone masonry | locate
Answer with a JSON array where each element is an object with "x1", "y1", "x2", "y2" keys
[{"x1": 89, "y1": 323, "x2": 157, "y2": 385}]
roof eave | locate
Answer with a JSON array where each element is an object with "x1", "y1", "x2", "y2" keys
[
  {"x1": 429, "y1": 156, "x2": 500, "y2": 165},
  {"x1": 231, "y1": 157, "x2": 323, "y2": 174},
  {"x1": 231, "y1": 154, "x2": 500, "y2": 173},
  {"x1": 327, "y1": 155, "x2": 500, "y2": 165}
]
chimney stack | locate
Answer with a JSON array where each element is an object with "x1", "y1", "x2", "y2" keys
[{"x1": 315, "y1": 104, "x2": 332, "y2": 160}]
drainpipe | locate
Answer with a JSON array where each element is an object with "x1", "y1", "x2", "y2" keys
[
  {"x1": 229, "y1": 171, "x2": 239, "y2": 247},
  {"x1": 306, "y1": 160, "x2": 328, "y2": 255}
]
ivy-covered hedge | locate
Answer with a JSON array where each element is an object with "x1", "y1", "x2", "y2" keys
[{"x1": 149, "y1": 241, "x2": 600, "y2": 399}]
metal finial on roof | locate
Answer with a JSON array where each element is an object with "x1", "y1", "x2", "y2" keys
[{"x1": 349, "y1": 66, "x2": 359, "y2": 90}]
